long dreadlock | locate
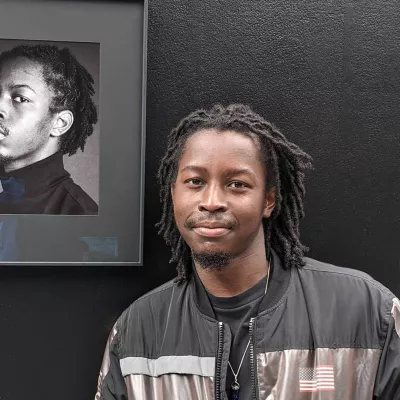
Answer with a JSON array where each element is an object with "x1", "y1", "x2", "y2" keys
[
  {"x1": 0, "y1": 44, "x2": 98, "y2": 156},
  {"x1": 157, "y1": 104, "x2": 313, "y2": 283}
]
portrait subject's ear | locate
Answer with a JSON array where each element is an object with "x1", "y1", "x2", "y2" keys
[
  {"x1": 263, "y1": 187, "x2": 276, "y2": 218},
  {"x1": 50, "y1": 110, "x2": 74, "y2": 137}
]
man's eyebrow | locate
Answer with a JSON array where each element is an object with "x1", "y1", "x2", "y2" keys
[
  {"x1": 224, "y1": 167, "x2": 256, "y2": 179},
  {"x1": 181, "y1": 165, "x2": 208, "y2": 174},
  {"x1": 11, "y1": 84, "x2": 36, "y2": 94},
  {"x1": 180, "y1": 165, "x2": 256, "y2": 178}
]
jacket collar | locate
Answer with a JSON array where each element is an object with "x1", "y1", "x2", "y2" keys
[{"x1": 191, "y1": 248, "x2": 292, "y2": 320}]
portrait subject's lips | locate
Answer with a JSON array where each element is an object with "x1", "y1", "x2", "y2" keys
[{"x1": 0, "y1": 127, "x2": 8, "y2": 140}]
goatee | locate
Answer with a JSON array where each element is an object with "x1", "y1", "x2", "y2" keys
[{"x1": 192, "y1": 251, "x2": 233, "y2": 271}]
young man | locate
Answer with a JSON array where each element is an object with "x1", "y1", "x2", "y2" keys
[
  {"x1": 95, "y1": 104, "x2": 400, "y2": 399},
  {"x1": 0, "y1": 44, "x2": 98, "y2": 215}
]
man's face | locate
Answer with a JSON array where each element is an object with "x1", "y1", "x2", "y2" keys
[
  {"x1": 0, "y1": 56, "x2": 57, "y2": 168},
  {"x1": 171, "y1": 129, "x2": 275, "y2": 262}
]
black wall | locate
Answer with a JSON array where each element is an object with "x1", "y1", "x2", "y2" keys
[
  {"x1": 0, "y1": 1, "x2": 399, "y2": 399},
  {"x1": 145, "y1": 0, "x2": 400, "y2": 296}
]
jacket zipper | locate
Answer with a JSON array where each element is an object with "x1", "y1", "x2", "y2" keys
[
  {"x1": 215, "y1": 321, "x2": 224, "y2": 400},
  {"x1": 249, "y1": 317, "x2": 258, "y2": 400}
]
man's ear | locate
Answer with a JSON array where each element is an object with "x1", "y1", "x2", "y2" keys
[
  {"x1": 263, "y1": 187, "x2": 276, "y2": 218},
  {"x1": 170, "y1": 183, "x2": 176, "y2": 203},
  {"x1": 50, "y1": 110, "x2": 74, "y2": 137}
]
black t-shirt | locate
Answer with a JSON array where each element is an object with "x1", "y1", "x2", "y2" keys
[{"x1": 207, "y1": 275, "x2": 268, "y2": 400}]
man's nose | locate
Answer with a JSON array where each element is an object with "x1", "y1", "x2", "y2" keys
[{"x1": 198, "y1": 183, "x2": 227, "y2": 212}]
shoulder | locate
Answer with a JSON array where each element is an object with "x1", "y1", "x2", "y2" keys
[
  {"x1": 111, "y1": 278, "x2": 188, "y2": 353},
  {"x1": 293, "y1": 257, "x2": 398, "y2": 348},
  {"x1": 302, "y1": 257, "x2": 392, "y2": 295},
  {"x1": 299, "y1": 257, "x2": 395, "y2": 314},
  {"x1": 117, "y1": 279, "x2": 182, "y2": 325},
  {"x1": 134, "y1": 279, "x2": 179, "y2": 305},
  {"x1": 58, "y1": 178, "x2": 98, "y2": 215}
]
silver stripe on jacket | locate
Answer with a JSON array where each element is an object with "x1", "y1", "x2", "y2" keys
[
  {"x1": 120, "y1": 355, "x2": 215, "y2": 377},
  {"x1": 124, "y1": 374, "x2": 214, "y2": 400},
  {"x1": 95, "y1": 326, "x2": 117, "y2": 400},
  {"x1": 392, "y1": 297, "x2": 400, "y2": 338},
  {"x1": 257, "y1": 348, "x2": 382, "y2": 399}
]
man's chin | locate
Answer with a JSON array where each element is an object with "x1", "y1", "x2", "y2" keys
[{"x1": 192, "y1": 251, "x2": 233, "y2": 271}]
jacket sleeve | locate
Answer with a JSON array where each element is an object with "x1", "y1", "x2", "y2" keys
[
  {"x1": 95, "y1": 323, "x2": 128, "y2": 400},
  {"x1": 373, "y1": 297, "x2": 400, "y2": 399}
]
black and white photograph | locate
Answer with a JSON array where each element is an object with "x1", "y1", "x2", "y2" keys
[{"x1": 0, "y1": 38, "x2": 100, "y2": 215}]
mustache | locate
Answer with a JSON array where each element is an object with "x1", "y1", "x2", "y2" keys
[
  {"x1": 0, "y1": 123, "x2": 10, "y2": 136},
  {"x1": 184, "y1": 214, "x2": 238, "y2": 230}
]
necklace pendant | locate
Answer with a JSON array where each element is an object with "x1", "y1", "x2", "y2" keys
[{"x1": 230, "y1": 381, "x2": 240, "y2": 400}]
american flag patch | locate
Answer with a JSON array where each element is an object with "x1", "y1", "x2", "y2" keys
[{"x1": 299, "y1": 365, "x2": 335, "y2": 392}]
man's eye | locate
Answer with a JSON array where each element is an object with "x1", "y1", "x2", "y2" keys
[
  {"x1": 228, "y1": 181, "x2": 248, "y2": 189},
  {"x1": 186, "y1": 178, "x2": 203, "y2": 186},
  {"x1": 13, "y1": 96, "x2": 30, "y2": 103}
]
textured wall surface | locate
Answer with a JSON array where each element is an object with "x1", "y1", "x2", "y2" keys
[
  {"x1": 145, "y1": 0, "x2": 400, "y2": 297},
  {"x1": 0, "y1": 1, "x2": 399, "y2": 400}
]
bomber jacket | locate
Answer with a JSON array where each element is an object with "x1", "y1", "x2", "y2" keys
[{"x1": 95, "y1": 255, "x2": 400, "y2": 399}]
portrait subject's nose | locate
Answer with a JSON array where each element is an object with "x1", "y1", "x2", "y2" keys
[
  {"x1": 0, "y1": 95, "x2": 9, "y2": 120},
  {"x1": 198, "y1": 182, "x2": 227, "y2": 213}
]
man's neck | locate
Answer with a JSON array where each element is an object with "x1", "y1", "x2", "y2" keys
[{"x1": 195, "y1": 239, "x2": 270, "y2": 297}]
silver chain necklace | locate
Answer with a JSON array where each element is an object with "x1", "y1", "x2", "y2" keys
[{"x1": 228, "y1": 262, "x2": 271, "y2": 400}]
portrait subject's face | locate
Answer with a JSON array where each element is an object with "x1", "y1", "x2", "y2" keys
[
  {"x1": 0, "y1": 56, "x2": 59, "y2": 170},
  {"x1": 171, "y1": 129, "x2": 274, "y2": 260}
]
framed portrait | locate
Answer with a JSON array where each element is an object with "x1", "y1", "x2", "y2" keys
[{"x1": 0, "y1": 0, "x2": 147, "y2": 265}]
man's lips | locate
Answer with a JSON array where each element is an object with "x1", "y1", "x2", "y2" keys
[
  {"x1": 193, "y1": 227, "x2": 230, "y2": 237},
  {"x1": 192, "y1": 223, "x2": 231, "y2": 237}
]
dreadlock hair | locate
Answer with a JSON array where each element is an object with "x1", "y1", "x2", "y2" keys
[
  {"x1": 157, "y1": 104, "x2": 313, "y2": 283},
  {"x1": 0, "y1": 44, "x2": 98, "y2": 156}
]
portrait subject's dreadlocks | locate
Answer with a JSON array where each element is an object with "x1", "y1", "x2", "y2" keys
[
  {"x1": 0, "y1": 44, "x2": 97, "y2": 156},
  {"x1": 157, "y1": 104, "x2": 313, "y2": 283}
]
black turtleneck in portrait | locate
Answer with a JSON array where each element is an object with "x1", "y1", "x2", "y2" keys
[{"x1": 0, "y1": 152, "x2": 98, "y2": 215}]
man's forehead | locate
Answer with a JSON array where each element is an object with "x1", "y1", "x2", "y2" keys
[
  {"x1": 178, "y1": 129, "x2": 265, "y2": 175},
  {"x1": 182, "y1": 129, "x2": 261, "y2": 158}
]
